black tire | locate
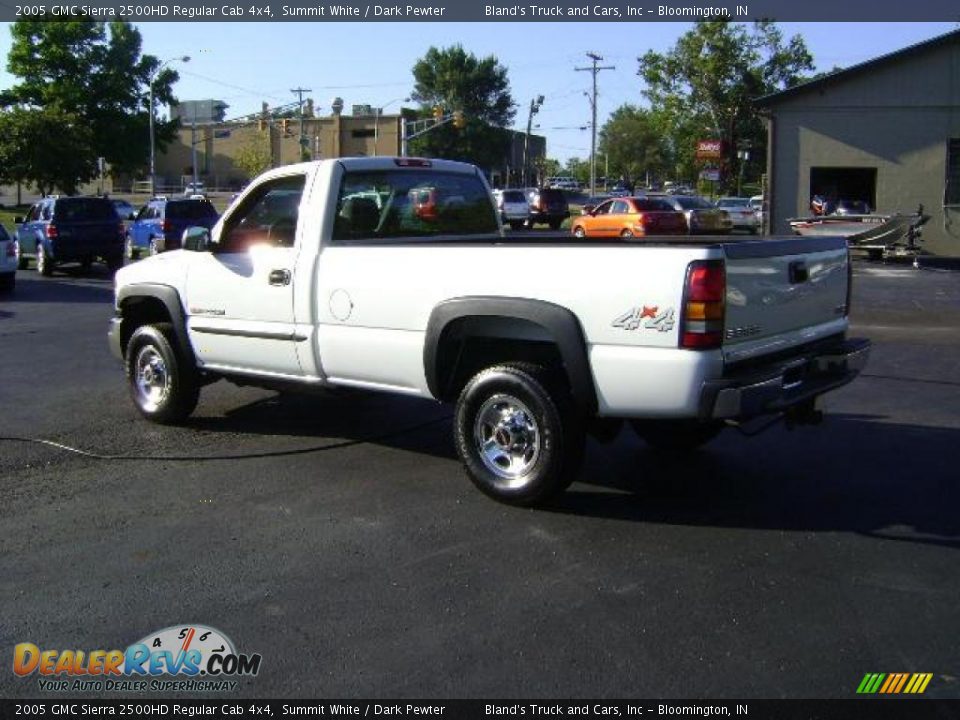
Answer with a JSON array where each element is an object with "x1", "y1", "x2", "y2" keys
[
  {"x1": 80, "y1": 257, "x2": 93, "y2": 271},
  {"x1": 548, "y1": 219, "x2": 563, "y2": 231},
  {"x1": 508, "y1": 221, "x2": 524, "y2": 230},
  {"x1": 631, "y1": 419, "x2": 724, "y2": 452},
  {"x1": 620, "y1": 228, "x2": 634, "y2": 238},
  {"x1": 454, "y1": 363, "x2": 585, "y2": 506},
  {"x1": 524, "y1": 218, "x2": 537, "y2": 229},
  {"x1": 17, "y1": 253, "x2": 28, "y2": 270},
  {"x1": 0, "y1": 272, "x2": 14, "y2": 293},
  {"x1": 125, "y1": 323, "x2": 200, "y2": 424},
  {"x1": 36, "y1": 246, "x2": 54, "y2": 276},
  {"x1": 572, "y1": 225, "x2": 586, "y2": 238}
]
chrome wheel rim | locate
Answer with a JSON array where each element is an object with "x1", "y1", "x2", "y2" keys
[
  {"x1": 474, "y1": 394, "x2": 541, "y2": 484},
  {"x1": 574, "y1": 227, "x2": 585, "y2": 237},
  {"x1": 36, "y1": 249, "x2": 45, "y2": 273},
  {"x1": 125, "y1": 237, "x2": 133, "y2": 259},
  {"x1": 149, "y1": 238, "x2": 158, "y2": 255},
  {"x1": 134, "y1": 345, "x2": 170, "y2": 411}
]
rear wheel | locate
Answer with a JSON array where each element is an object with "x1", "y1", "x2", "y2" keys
[
  {"x1": 125, "y1": 235, "x2": 139, "y2": 261},
  {"x1": 454, "y1": 364, "x2": 584, "y2": 506},
  {"x1": 0, "y1": 272, "x2": 14, "y2": 293},
  {"x1": 149, "y1": 237, "x2": 160, "y2": 256},
  {"x1": 125, "y1": 323, "x2": 200, "y2": 424},
  {"x1": 36, "y1": 246, "x2": 53, "y2": 276},
  {"x1": 508, "y1": 221, "x2": 524, "y2": 230},
  {"x1": 631, "y1": 419, "x2": 724, "y2": 452},
  {"x1": 620, "y1": 228, "x2": 634, "y2": 238},
  {"x1": 548, "y1": 219, "x2": 563, "y2": 231},
  {"x1": 106, "y1": 254, "x2": 124, "y2": 273},
  {"x1": 17, "y1": 252, "x2": 28, "y2": 270}
]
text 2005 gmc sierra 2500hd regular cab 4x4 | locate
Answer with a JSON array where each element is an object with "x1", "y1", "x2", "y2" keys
[{"x1": 109, "y1": 157, "x2": 870, "y2": 505}]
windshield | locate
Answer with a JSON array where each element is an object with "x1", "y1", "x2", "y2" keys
[
  {"x1": 719, "y1": 198, "x2": 749, "y2": 207},
  {"x1": 674, "y1": 196, "x2": 715, "y2": 210}
]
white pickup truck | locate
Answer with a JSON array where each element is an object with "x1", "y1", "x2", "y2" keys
[{"x1": 109, "y1": 157, "x2": 870, "y2": 505}]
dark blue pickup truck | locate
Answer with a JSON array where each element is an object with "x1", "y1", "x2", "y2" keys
[{"x1": 15, "y1": 196, "x2": 125, "y2": 276}]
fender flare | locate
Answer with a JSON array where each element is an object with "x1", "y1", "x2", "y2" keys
[
  {"x1": 117, "y1": 283, "x2": 194, "y2": 363},
  {"x1": 424, "y1": 296, "x2": 597, "y2": 414}
]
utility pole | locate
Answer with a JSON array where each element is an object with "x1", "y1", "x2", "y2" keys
[
  {"x1": 575, "y1": 52, "x2": 614, "y2": 196},
  {"x1": 522, "y1": 95, "x2": 544, "y2": 188},
  {"x1": 291, "y1": 86, "x2": 312, "y2": 159}
]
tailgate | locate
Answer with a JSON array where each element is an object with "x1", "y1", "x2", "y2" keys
[
  {"x1": 723, "y1": 236, "x2": 849, "y2": 358},
  {"x1": 56, "y1": 220, "x2": 119, "y2": 253}
]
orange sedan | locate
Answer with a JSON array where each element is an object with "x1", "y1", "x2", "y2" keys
[{"x1": 571, "y1": 197, "x2": 687, "y2": 238}]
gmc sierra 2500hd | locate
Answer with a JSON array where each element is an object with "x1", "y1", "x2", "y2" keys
[{"x1": 109, "y1": 157, "x2": 870, "y2": 505}]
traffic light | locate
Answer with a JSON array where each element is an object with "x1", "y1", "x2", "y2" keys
[
  {"x1": 453, "y1": 110, "x2": 465, "y2": 129},
  {"x1": 432, "y1": 106, "x2": 444, "y2": 120}
]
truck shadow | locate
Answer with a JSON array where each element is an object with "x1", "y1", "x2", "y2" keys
[
  {"x1": 554, "y1": 413, "x2": 960, "y2": 550},
  {"x1": 192, "y1": 391, "x2": 958, "y2": 549},
  {"x1": 7, "y1": 274, "x2": 114, "y2": 304}
]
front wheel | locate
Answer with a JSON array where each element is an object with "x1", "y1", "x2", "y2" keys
[
  {"x1": 454, "y1": 364, "x2": 584, "y2": 506},
  {"x1": 572, "y1": 225, "x2": 586, "y2": 238},
  {"x1": 125, "y1": 323, "x2": 200, "y2": 424},
  {"x1": 125, "y1": 235, "x2": 139, "y2": 261},
  {"x1": 631, "y1": 419, "x2": 724, "y2": 452}
]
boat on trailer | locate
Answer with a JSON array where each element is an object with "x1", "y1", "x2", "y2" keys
[{"x1": 788, "y1": 207, "x2": 930, "y2": 260}]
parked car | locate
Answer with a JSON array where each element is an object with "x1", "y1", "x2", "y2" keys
[
  {"x1": 126, "y1": 197, "x2": 219, "y2": 259},
  {"x1": 652, "y1": 194, "x2": 732, "y2": 234},
  {"x1": 570, "y1": 197, "x2": 687, "y2": 238},
  {"x1": 111, "y1": 199, "x2": 137, "y2": 221},
  {"x1": 524, "y1": 187, "x2": 570, "y2": 229},
  {"x1": 15, "y1": 196, "x2": 125, "y2": 275},
  {"x1": 0, "y1": 223, "x2": 17, "y2": 292},
  {"x1": 182, "y1": 181, "x2": 206, "y2": 197},
  {"x1": 716, "y1": 197, "x2": 761, "y2": 233},
  {"x1": 545, "y1": 176, "x2": 580, "y2": 191},
  {"x1": 492, "y1": 189, "x2": 531, "y2": 230}
]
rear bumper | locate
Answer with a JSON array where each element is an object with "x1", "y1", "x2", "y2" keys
[{"x1": 702, "y1": 337, "x2": 871, "y2": 421}]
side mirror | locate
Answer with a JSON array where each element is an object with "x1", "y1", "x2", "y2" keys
[
  {"x1": 13, "y1": 216, "x2": 24, "y2": 224},
  {"x1": 183, "y1": 226, "x2": 211, "y2": 252}
]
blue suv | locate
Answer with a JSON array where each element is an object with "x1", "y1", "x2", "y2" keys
[
  {"x1": 126, "y1": 197, "x2": 219, "y2": 259},
  {"x1": 15, "y1": 196, "x2": 125, "y2": 276}
]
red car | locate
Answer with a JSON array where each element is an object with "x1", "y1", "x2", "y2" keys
[{"x1": 571, "y1": 196, "x2": 687, "y2": 238}]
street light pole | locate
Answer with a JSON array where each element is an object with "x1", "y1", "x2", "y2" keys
[
  {"x1": 375, "y1": 97, "x2": 410, "y2": 156},
  {"x1": 149, "y1": 55, "x2": 190, "y2": 195}
]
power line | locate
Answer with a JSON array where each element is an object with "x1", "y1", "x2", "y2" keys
[{"x1": 575, "y1": 52, "x2": 614, "y2": 196}]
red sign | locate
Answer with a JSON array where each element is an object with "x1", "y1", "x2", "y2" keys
[{"x1": 696, "y1": 140, "x2": 723, "y2": 160}]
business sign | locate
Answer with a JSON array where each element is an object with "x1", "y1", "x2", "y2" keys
[{"x1": 696, "y1": 140, "x2": 723, "y2": 160}]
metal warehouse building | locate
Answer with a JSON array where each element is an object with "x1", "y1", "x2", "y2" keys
[{"x1": 757, "y1": 29, "x2": 960, "y2": 257}]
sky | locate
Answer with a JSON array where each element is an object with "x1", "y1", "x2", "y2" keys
[{"x1": 0, "y1": 21, "x2": 957, "y2": 163}]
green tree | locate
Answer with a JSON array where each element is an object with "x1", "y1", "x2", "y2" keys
[
  {"x1": 409, "y1": 45, "x2": 515, "y2": 171},
  {"x1": 1, "y1": 20, "x2": 180, "y2": 185},
  {"x1": 235, "y1": 133, "x2": 273, "y2": 180},
  {"x1": 598, "y1": 105, "x2": 672, "y2": 186},
  {"x1": 563, "y1": 157, "x2": 591, "y2": 186},
  {"x1": 638, "y1": 20, "x2": 813, "y2": 192},
  {"x1": 0, "y1": 106, "x2": 95, "y2": 196}
]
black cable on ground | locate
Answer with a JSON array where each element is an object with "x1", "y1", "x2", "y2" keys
[{"x1": 0, "y1": 415, "x2": 452, "y2": 462}]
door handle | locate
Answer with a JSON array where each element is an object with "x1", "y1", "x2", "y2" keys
[{"x1": 268, "y1": 269, "x2": 291, "y2": 286}]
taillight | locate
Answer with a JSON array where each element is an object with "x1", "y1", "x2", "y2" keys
[
  {"x1": 681, "y1": 260, "x2": 725, "y2": 350},
  {"x1": 162, "y1": 219, "x2": 172, "y2": 233},
  {"x1": 45, "y1": 224, "x2": 58, "y2": 239}
]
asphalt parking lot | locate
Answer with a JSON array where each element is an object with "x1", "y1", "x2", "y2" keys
[{"x1": 0, "y1": 258, "x2": 958, "y2": 699}]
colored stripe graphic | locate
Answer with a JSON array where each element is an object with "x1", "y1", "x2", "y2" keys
[{"x1": 857, "y1": 673, "x2": 932, "y2": 694}]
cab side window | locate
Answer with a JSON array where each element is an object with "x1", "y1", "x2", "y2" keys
[
  {"x1": 594, "y1": 201, "x2": 613, "y2": 215},
  {"x1": 218, "y1": 175, "x2": 306, "y2": 253}
]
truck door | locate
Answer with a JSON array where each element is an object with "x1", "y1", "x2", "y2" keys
[{"x1": 184, "y1": 173, "x2": 307, "y2": 377}]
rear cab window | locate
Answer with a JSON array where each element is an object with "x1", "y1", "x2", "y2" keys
[
  {"x1": 166, "y1": 200, "x2": 218, "y2": 220},
  {"x1": 53, "y1": 198, "x2": 116, "y2": 221},
  {"x1": 333, "y1": 169, "x2": 498, "y2": 241}
]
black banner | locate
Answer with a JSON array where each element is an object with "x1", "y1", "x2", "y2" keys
[{"x1": 2, "y1": 700, "x2": 960, "y2": 720}]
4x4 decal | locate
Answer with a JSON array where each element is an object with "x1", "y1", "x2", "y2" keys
[{"x1": 611, "y1": 305, "x2": 676, "y2": 332}]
